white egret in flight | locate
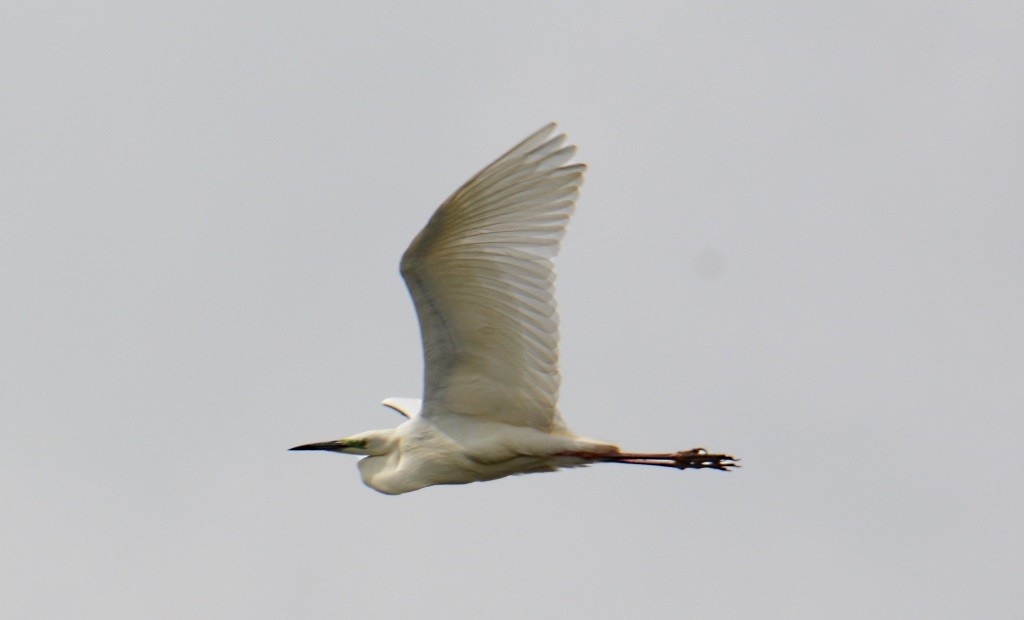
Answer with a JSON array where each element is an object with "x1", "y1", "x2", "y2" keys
[{"x1": 292, "y1": 124, "x2": 737, "y2": 494}]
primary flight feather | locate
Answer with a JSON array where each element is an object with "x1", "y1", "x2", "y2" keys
[{"x1": 291, "y1": 124, "x2": 737, "y2": 494}]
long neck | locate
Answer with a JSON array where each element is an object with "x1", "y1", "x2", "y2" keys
[{"x1": 356, "y1": 450, "x2": 407, "y2": 495}]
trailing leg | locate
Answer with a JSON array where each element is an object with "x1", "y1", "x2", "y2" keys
[{"x1": 556, "y1": 448, "x2": 739, "y2": 471}]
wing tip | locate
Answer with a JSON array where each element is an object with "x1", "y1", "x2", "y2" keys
[{"x1": 381, "y1": 397, "x2": 423, "y2": 418}]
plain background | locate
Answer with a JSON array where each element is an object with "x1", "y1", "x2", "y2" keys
[{"x1": 3, "y1": 2, "x2": 1022, "y2": 618}]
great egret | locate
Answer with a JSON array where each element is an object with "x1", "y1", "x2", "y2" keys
[{"x1": 291, "y1": 124, "x2": 737, "y2": 494}]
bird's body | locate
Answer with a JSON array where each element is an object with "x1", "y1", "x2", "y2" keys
[
  {"x1": 292, "y1": 124, "x2": 736, "y2": 494},
  {"x1": 348, "y1": 413, "x2": 618, "y2": 495}
]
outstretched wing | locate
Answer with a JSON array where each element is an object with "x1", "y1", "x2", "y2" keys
[{"x1": 400, "y1": 124, "x2": 584, "y2": 431}]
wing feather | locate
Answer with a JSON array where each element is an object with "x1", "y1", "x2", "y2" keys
[{"x1": 400, "y1": 124, "x2": 584, "y2": 430}]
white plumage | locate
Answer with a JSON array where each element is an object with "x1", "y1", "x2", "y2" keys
[
  {"x1": 292, "y1": 124, "x2": 736, "y2": 494},
  {"x1": 401, "y1": 123, "x2": 576, "y2": 432}
]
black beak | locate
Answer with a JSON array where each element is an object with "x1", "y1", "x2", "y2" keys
[{"x1": 289, "y1": 441, "x2": 343, "y2": 452}]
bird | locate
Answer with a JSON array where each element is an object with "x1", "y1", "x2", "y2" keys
[{"x1": 291, "y1": 123, "x2": 738, "y2": 495}]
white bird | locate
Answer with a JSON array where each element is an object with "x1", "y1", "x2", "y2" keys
[{"x1": 291, "y1": 124, "x2": 737, "y2": 494}]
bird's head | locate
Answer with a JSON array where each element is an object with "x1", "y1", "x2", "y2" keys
[{"x1": 289, "y1": 429, "x2": 394, "y2": 456}]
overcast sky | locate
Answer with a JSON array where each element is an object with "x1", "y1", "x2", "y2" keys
[{"x1": 4, "y1": 2, "x2": 1023, "y2": 618}]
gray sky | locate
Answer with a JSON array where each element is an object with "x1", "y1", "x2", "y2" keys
[{"x1": 4, "y1": 2, "x2": 1023, "y2": 618}]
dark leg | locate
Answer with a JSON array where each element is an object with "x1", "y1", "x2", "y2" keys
[{"x1": 558, "y1": 448, "x2": 739, "y2": 472}]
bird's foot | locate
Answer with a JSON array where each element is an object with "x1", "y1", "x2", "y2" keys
[{"x1": 665, "y1": 448, "x2": 739, "y2": 472}]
